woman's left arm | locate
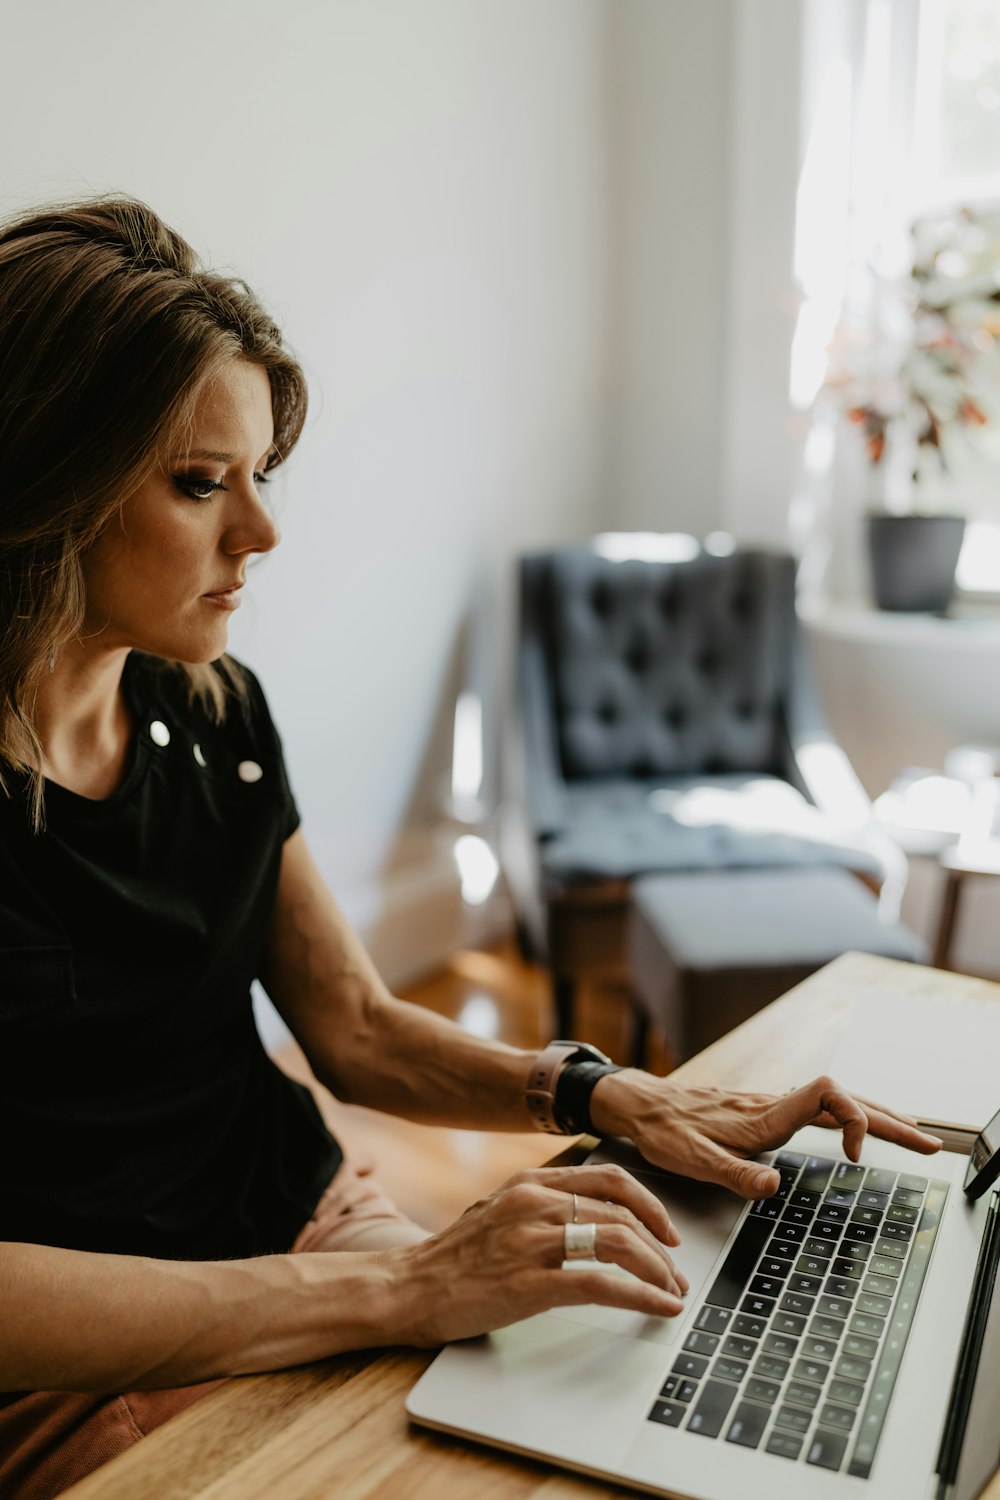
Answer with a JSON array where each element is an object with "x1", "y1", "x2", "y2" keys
[
  {"x1": 261, "y1": 830, "x2": 535, "y2": 1129},
  {"x1": 262, "y1": 831, "x2": 944, "y2": 1190}
]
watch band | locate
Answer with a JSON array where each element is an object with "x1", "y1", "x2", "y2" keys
[
  {"x1": 523, "y1": 1041, "x2": 581, "y2": 1134},
  {"x1": 524, "y1": 1039, "x2": 618, "y2": 1135},
  {"x1": 554, "y1": 1058, "x2": 624, "y2": 1136}
]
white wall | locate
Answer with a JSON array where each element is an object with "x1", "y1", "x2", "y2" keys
[
  {"x1": 605, "y1": 0, "x2": 734, "y2": 538},
  {"x1": 2, "y1": 0, "x2": 611, "y2": 976}
]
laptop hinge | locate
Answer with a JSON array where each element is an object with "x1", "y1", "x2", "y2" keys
[{"x1": 935, "y1": 1190, "x2": 1000, "y2": 1499}]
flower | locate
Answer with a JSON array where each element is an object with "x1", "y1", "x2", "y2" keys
[{"x1": 823, "y1": 202, "x2": 1000, "y2": 479}]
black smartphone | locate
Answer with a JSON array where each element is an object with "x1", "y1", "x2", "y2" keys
[{"x1": 963, "y1": 1105, "x2": 1000, "y2": 1200}]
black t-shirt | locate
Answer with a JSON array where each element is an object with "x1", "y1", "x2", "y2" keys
[{"x1": 0, "y1": 653, "x2": 342, "y2": 1261}]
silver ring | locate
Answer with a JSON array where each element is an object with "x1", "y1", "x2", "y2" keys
[
  {"x1": 564, "y1": 1221, "x2": 598, "y2": 1260},
  {"x1": 571, "y1": 1192, "x2": 579, "y2": 1224}
]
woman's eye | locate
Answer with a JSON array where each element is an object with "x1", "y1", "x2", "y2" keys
[
  {"x1": 173, "y1": 475, "x2": 225, "y2": 502},
  {"x1": 253, "y1": 471, "x2": 270, "y2": 488}
]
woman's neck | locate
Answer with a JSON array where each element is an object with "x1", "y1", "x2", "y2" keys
[{"x1": 33, "y1": 644, "x2": 134, "y2": 800}]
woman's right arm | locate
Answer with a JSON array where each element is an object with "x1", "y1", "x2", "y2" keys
[{"x1": 1, "y1": 1164, "x2": 686, "y2": 1393}]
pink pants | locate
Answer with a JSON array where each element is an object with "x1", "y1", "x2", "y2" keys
[{"x1": 0, "y1": 1159, "x2": 427, "y2": 1500}]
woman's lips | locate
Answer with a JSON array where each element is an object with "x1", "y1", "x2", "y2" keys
[{"x1": 201, "y1": 585, "x2": 243, "y2": 611}]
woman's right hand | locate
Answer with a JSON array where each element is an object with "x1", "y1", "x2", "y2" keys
[{"x1": 386, "y1": 1162, "x2": 688, "y2": 1347}]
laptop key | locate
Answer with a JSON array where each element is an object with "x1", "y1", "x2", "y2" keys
[
  {"x1": 833, "y1": 1163, "x2": 866, "y2": 1191},
  {"x1": 803, "y1": 1238, "x2": 835, "y2": 1259},
  {"x1": 703, "y1": 1216, "x2": 773, "y2": 1308},
  {"x1": 817, "y1": 1294, "x2": 851, "y2": 1319},
  {"x1": 672, "y1": 1353, "x2": 709, "y2": 1380},
  {"x1": 793, "y1": 1357, "x2": 830, "y2": 1385},
  {"x1": 844, "y1": 1334, "x2": 878, "y2": 1360},
  {"x1": 898, "y1": 1174, "x2": 928, "y2": 1193},
  {"x1": 774, "y1": 1222, "x2": 808, "y2": 1243},
  {"x1": 720, "y1": 1335, "x2": 757, "y2": 1361},
  {"x1": 892, "y1": 1188, "x2": 924, "y2": 1209},
  {"x1": 881, "y1": 1221, "x2": 913, "y2": 1242},
  {"x1": 773, "y1": 1312, "x2": 807, "y2": 1337},
  {"x1": 696, "y1": 1306, "x2": 733, "y2": 1335},
  {"x1": 842, "y1": 1223, "x2": 877, "y2": 1244},
  {"x1": 789, "y1": 1189, "x2": 821, "y2": 1209},
  {"x1": 818, "y1": 1204, "x2": 848, "y2": 1224},
  {"x1": 780, "y1": 1291, "x2": 815, "y2": 1318},
  {"x1": 785, "y1": 1380, "x2": 820, "y2": 1410},
  {"x1": 839, "y1": 1240, "x2": 871, "y2": 1263},
  {"x1": 807, "y1": 1429, "x2": 849, "y2": 1470},
  {"x1": 749, "y1": 1275, "x2": 784, "y2": 1299},
  {"x1": 803, "y1": 1335, "x2": 838, "y2": 1361},
  {"x1": 863, "y1": 1169, "x2": 897, "y2": 1194},
  {"x1": 874, "y1": 1238, "x2": 906, "y2": 1259},
  {"x1": 683, "y1": 1331, "x2": 720, "y2": 1357},
  {"x1": 812, "y1": 1221, "x2": 842, "y2": 1242},
  {"x1": 649, "y1": 1400, "x2": 686, "y2": 1428},
  {"x1": 799, "y1": 1156, "x2": 836, "y2": 1194},
  {"x1": 712, "y1": 1356, "x2": 748, "y2": 1383},
  {"x1": 788, "y1": 1273, "x2": 823, "y2": 1296},
  {"x1": 754, "y1": 1354, "x2": 789, "y2": 1380},
  {"x1": 858, "y1": 1189, "x2": 889, "y2": 1209},
  {"x1": 758, "y1": 1257, "x2": 790, "y2": 1279},
  {"x1": 782, "y1": 1205, "x2": 813, "y2": 1227},
  {"x1": 774, "y1": 1404, "x2": 812, "y2": 1433},
  {"x1": 795, "y1": 1255, "x2": 829, "y2": 1278},
  {"x1": 830, "y1": 1259, "x2": 865, "y2": 1281},
  {"x1": 850, "y1": 1206, "x2": 883, "y2": 1228},
  {"x1": 740, "y1": 1294, "x2": 775, "y2": 1319},
  {"x1": 762, "y1": 1332, "x2": 799, "y2": 1357},
  {"x1": 870, "y1": 1256, "x2": 902, "y2": 1279},
  {"x1": 824, "y1": 1277, "x2": 858, "y2": 1300},
  {"x1": 857, "y1": 1292, "x2": 890, "y2": 1317},
  {"x1": 775, "y1": 1150, "x2": 805, "y2": 1169},
  {"x1": 828, "y1": 1378, "x2": 865, "y2": 1407},
  {"x1": 687, "y1": 1380, "x2": 737, "y2": 1438},
  {"x1": 744, "y1": 1376, "x2": 781, "y2": 1404},
  {"x1": 887, "y1": 1205, "x2": 918, "y2": 1225},
  {"x1": 750, "y1": 1197, "x2": 783, "y2": 1219},
  {"x1": 661, "y1": 1375, "x2": 699, "y2": 1403},
  {"x1": 824, "y1": 1188, "x2": 857, "y2": 1208},
  {"x1": 863, "y1": 1274, "x2": 895, "y2": 1297},
  {"x1": 810, "y1": 1315, "x2": 846, "y2": 1340},
  {"x1": 836, "y1": 1354, "x2": 871, "y2": 1383},
  {"x1": 732, "y1": 1313, "x2": 767, "y2": 1340},
  {"x1": 766, "y1": 1430, "x2": 803, "y2": 1459},
  {"x1": 820, "y1": 1401, "x2": 856, "y2": 1432},
  {"x1": 726, "y1": 1400, "x2": 769, "y2": 1449},
  {"x1": 850, "y1": 1313, "x2": 884, "y2": 1338},
  {"x1": 768, "y1": 1238, "x2": 799, "y2": 1261}
]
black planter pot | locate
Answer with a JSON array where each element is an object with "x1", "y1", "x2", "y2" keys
[{"x1": 867, "y1": 513, "x2": 967, "y2": 613}]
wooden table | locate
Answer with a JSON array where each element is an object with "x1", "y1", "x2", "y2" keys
[{"x1": 63, "y1": 952, "x2": 1000, "y2": 1500}]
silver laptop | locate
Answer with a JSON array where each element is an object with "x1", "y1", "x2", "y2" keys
[{"x1": 407, "y1": 1125, "x2": 1000, "y2": 1499}]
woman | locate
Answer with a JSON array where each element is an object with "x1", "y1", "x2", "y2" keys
[{"x1": 0, "y1": 197, "x2": 939, "y2": 1499}]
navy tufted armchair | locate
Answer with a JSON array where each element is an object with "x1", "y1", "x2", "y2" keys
[{"x1": 501, "y1": 541, "x2": 904, "y2": 1035}]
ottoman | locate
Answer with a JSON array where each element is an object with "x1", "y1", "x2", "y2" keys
[{"x1": 627, "y1": 866, "x2": 927, "y2": 1065}]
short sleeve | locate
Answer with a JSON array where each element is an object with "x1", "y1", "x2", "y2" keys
[{"x1": 233, "y1": 663, "x2": 301, "y2": 841}]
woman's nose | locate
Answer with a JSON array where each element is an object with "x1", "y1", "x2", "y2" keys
[{"x1": 223, "y1": 486, "x2": 280, "y2": 556}]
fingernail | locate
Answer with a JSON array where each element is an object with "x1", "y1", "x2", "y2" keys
[{"x1": 753, "y1": 1169, "x2": 775, "y2": 1195}]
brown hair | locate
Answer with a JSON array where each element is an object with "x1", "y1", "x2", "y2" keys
[{"x1": 0, "y1": 195, "x2": 308, "y2": 823}]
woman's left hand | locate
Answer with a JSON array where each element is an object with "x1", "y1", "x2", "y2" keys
[{"x1": 589, "y1": 1071, "x2": 943, "y2": 1200}]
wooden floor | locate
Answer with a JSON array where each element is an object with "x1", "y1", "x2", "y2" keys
[{"x1": 275, "y1": 940, "x2": 674, "y2": 1232}]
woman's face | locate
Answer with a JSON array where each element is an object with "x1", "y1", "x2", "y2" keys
[{"x1": 82, "y1": 359, "x2": 278, "y2": 665}]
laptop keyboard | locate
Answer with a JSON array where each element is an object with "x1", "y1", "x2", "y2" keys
[{"x1": 646, "y1": 1152, "x2": 948, "y2": 1477}]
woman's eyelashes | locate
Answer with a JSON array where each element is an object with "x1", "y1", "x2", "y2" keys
[{"x1": 172, "y1": 472, "x2": 270, "y2": 502}]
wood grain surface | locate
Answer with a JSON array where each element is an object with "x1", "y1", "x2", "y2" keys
[{"x1": 61, "y1": 952, "x2": 1000, "y2": 1499}]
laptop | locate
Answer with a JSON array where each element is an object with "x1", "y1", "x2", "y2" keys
[{"x1": 407, "y1": 1125, "x2": 1000, "y2": 1499}]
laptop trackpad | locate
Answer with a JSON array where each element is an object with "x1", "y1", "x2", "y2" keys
[{"x1": 545, "y1": 1139, "x2": 744, "y2": 1347}]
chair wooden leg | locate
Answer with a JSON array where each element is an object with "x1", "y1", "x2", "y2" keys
[{"x1": 553, "y1": 975, "x2": 576, "y2": 1037}]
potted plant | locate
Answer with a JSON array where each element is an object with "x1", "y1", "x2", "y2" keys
[{"x1": 824, "y1": 203, "x2": 1000, "y2": 612}]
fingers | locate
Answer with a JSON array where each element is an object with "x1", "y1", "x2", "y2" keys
[
  {"x1": 777, "y1": 1076, "x2": 943, "y2": 1159},
  {"x1": 567, "y1": 1194, "x2": 689, "y2": 1295},
  {"x1": 677, "y1": 1135, "x2": 779, "y2": 1199},
  {"x1": 504, "y1": 1164, "x2": 680, "y2": 1247},
  {"x1": 552, "y1": 1264, "x2": 685, "y2": 1320}
]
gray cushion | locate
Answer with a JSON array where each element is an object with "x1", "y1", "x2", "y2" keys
[
  {"x1": 631, "y1": 867, "x2": 926, "y2": 970},
  {"x1": 544, "y1": 550, "x2": 794, "y2": 780},
  {"x1": 539, "y1": 773, "x2": 885, "y2": 888}
]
